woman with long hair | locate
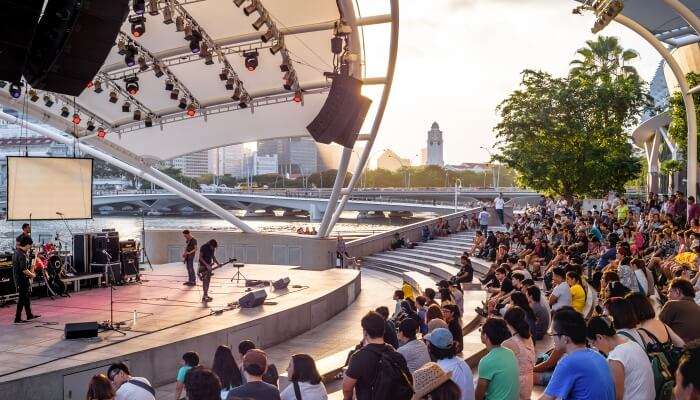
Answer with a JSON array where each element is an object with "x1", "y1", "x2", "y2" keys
[
  {"x1": 86, "y1": 374, "x2": 114, "y2": 400},
  {"x1": 502, "y1": 307, "x2": 535, "y2": 400},
  {"x1": 502, "y1": 292, "x2": 536, "y2": 336},
  {"x1": 211, "y1": 345, "x2": 243, "y2": 399},
  {"x1": 280, "y1": 354, "x2": 327, "y2": 400}
]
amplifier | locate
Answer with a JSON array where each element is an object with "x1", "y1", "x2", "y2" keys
[
  {"x1": 120, "y1": 251, "x2": 139, "y2": 276},
  {"x1": 0, "y1": 263, "x2": 16, "y2": 297},
  {"x1": 65, "y1": 322, "x2": 99, "y2": 339},
  {"x1": 119, "y1": 239, "x2": 137, "y2": 252},
  {"x1": 92, "y1": 232, "x2": 120, "y2": 265}
]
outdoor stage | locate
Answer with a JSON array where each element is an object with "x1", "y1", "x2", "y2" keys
[{"x1": 0, "y1": 263, "x2": 360, "y2": 400}]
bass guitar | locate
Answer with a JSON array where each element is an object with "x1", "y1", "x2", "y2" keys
[{"x1": 197, "y1": 258, "x2": 236, "y2": 280}]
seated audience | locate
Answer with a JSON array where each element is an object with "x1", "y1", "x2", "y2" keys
[
  {"x1": 280, "y1": 353, "x2": 327, "y2": 400},
  {"x1": 226, "y1": 349, "x2": 280, "y2": 400},
  {"x1": 212, "y1": 345, "x2": 243, "y2": 400},
  {"x1": 107, "y1": 362, "x2": 156, "y2": 400},
  {"x1": 185, "y1": 366, "x2": 222, "y2": 400},
  {"x1": 412, "y1": 362, "x2": 463, "y2": 400},
  {"x1": 86, "y1": 374, "x2": 115, "y2": 400},
  {"x1": 476, "y1": 318, "x2": 519, "y2": 400},
  {"x1": 375, "y1": 305, "x2": 400, "y2": 349},
  {"x1": 674, "y1": 340, "x2": 700, "y2": 400},
  {"x1": 426, "y1": 328, "x2": 475, "y2": 400},
  {"x1": 659, "y1": 278, "x2": 700, "y2": 342},
  {"x1": 502, "y1": 307, "x2": 535, "y2": 400},
  {"x1": 237, "y1": 340, "x2": 279, "y2": 387},
  {"x1": 548, "y1": 267, "x2": 571, "y2": 311},
  {"x1": 175, "y1": 351, "x2": 200, "y2": 400},
  {"x1": 525, "y1": 286, "x2": 550, "y2": 341},
  {"x1": 397, "y1": 318, "x2": 431, "y2": 374}
]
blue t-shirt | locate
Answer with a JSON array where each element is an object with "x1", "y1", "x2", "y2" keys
[
  {"x1": 176, "y1": 365, "x2": 192, "y2": 383},
  {"x1": 544, "y1": 348, "x2": 614, "y2": 400}
]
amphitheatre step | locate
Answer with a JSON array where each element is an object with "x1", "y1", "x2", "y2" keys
[
  {"x1": 364, "y1": 255, "x2": 432, "y2": 274},
  {"x1": 361, "y1": 263, "x2": 407, "y2": 278},
  {"x1": 416, "y1": 242, "x2": 468, "y2": 253},
  {"x1": 394, "y1": 248, "x2": 457, "y2": 264},
  {"x1": 402, "y1": 271, "x2": 439, "y2": 295},
  {"x1": 369, "y1": 252, "x2": 452, "y2": 272},
  {"x1": 419, "y1": 240, "x2": 469, "y2": 250}
]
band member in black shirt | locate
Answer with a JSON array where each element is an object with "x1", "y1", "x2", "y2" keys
[
  {"x1": 15, "y1": 223, "x2": 31, "y2": 247},
  {"x1": 198, "y1": 239, "x2": 219, "y2": 302},
  {"x1": 14, "y1": 236, "x2": 39, "y2": 323},
  {"x1": 182, "y1": 230, "x2": 197, "y2": 286}
]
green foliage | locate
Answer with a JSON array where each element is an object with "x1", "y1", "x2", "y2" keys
[
  {"x1": 158, "y1": 167, "x2": 199, "y2": 188},
  {"x1": 308, "y1": 170, "x2": 352, "y2": 188},
  {"x1": 668, "y1": 72, "x2": 700, "y2": 161},
  {"x1": 660, "y1": 159, "x2": 683, "y2": 175},
  {"x1": 361, "y1": 165, "x2": 517, "y2": 188},
  {"x1": 493, "y1": 36, "x2": 648, "y2": 198}
]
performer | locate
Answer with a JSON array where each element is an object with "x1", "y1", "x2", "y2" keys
[
  {"x1": 181, "y1": 230, "x2": 197, "y2": 286},
  {"x1": 15, "y1": 223, "x2": 31, "y2": 246},
  {"x1": 198, "y1": 239, "x2": 219, "y2": 302},
  {"x1": 14, "y1": 236, "x2": 40, "y2": 323}
]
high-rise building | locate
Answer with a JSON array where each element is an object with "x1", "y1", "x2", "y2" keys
[
  {"x1": 164, "y1": 150, "x2": 209, "y2": 178},
  {"x1": 251, "y1": 154, "x2": 278, "y2": 175},
  {"x1": 208, "y1": 144, "x2": 246, "y2": 177},
  {"x1": 258, "y1": 137, "x2": 318, "y2": 176},
  {"x1": 427, "y1": 122, "x2": 444, "y2": 166}
]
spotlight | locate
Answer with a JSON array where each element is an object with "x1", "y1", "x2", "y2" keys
[
  {"x1": 270, "y1": 40, "x2": 283, "y2": 55},
  {"x1": 124, "y1": 46, "x2": 137, "y2": 67},
  {"x1": 186, "y1": 103, "x2": 197, "y2": 117},
  {"x1": 137, "y1": 56, "x2": 149, "y2": 71},
  {"x1": 189, "y1": 30, "x2": 202, "y2": 54},
  {"x1": 280, "y1": 53, "x2": 290, "y2": 72},
  {"x1": 219, "y1": 69, "x2": 228, "y2": 81},
  {"x1": 244, "y1": 51, "x2": 258, "y2": 71},
  {"x1": 43, "y1": 95, "x2": 54, "y2": 107},
  {"x1": 133, "y1": 109, "x2": 142, "y2": 121},
  {"x1": 122, "y1": 101, "x2": 131, "y2": 112},
  {"x1": 199, "y1": 42, "x2": 210, "y2": 59},
  {"x1": 261, "y1": 29, "x2": 274, "y2": 43},
  {"x1": 86, "y1": 120, "x2": 95, "y2": 131},
  {"x1": 331, "y1": 36, "x2": 343, "y2": 55},
  {"x1": 252, "y1": 13, "x2": 267, "y2": 31},
  {"x1": 243, "y1": 1, "x2": 258, "y2": 16},
  {"x1": 130, "y1": 15, "x2": 146, "y2": 37},
  {"x1": 97, "y1": 127, "x2": 107, "y2": 138},
  {"x1": 178, "y1": 98, "x2": 187, "y2": 109},
  {"x1": 283, "y1": 70, "x2": 296, "y2": 90},
  {"x1": 60, "y1": 106, "x2": 70, "y2": 118},
  {"x1": 233, "y1": 0, "x2": 247, "y2": 6},
  {"x1": 145, "y1": 115, "x2": 153, "y2": 127},
  {"x1": 133, "y1": 0, "x2": 145, "y2": 15},
  {"x1": 9, "y1": 83, "x2": 22, "y2": 99},
  {"x1": 94, "y1": 80, "x2": 103, "y2": 93},
  {"x1": 170, "y1": 88, "x2": 180, "y2": 100},
  {"x1": 165, "y1": 80, "x2": 174, "y2": 91},
  {"x1": 293, "y1": 89, "x2": 303, "y2": 103},
  {"x1": 153, "y1": 64, "x2": 164, "y2": 78},
  {"x1": 148, "y1": 0, "x2": 159, "y2": 15},
  {"x1": 28, "y1": 90, "x2": 39, "y2": 102},
  {"x1": 162, "y1": 5, "x2": 173, "y2": 24},
  {"x1": 184, "y1": 24, "x2": 193, "y2": 40},
  {"x1": 231, "y1": 86, "x2": 241, "y2": 101},
  {"x1": 591, "y1": 0, "x2": 624, "y2": 34},
  {"x1": 175, "y1": 16, "x2": 185, "y2": 31},
  {"x1": 72, "y1": 113, "x2": 81, "y2": 125},
  {"x1": 239, "y1": 93, "x2": 250, "y2": 108},
  {"x1": 0, "y1": 81, "x2": 6, "y2": 88},
  {"x1": 117, "y1": 39, "x2": 127, "y2": 55},
  {"x1": 225, "y1": 78, "x2": 236, "y2": 90},
  {"x1": 204, "y1": 53, "x2": 214, "y2": 65},
  {"x1": 109, "y1": 91, "x2": 119, "y2": 103},
  {"x1": 125, "y1": 76, "x2": 140, "y2": 95}
]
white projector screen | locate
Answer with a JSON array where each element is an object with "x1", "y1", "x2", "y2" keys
[{"x1": 7, "y1": 157, "x2": 93, "y2": 220}]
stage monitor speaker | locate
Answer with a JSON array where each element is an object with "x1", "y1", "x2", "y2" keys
[
  {"x1": 272, "y1": 277, "x2": 290, "y2": 291},
  {"x1": 91, "y1": 232, "x2": 120, "y2": 265},
  {"x1": 73, "y1": 233, "x2": 91, "y2": 274},
  {"x1": 238, "y1": 289, "x2": 267, "y2": 308},
  {"x1": 64, "y1": 321, "x2": 98, "y2": 339},
  {"x1": 306, "y1": 74, "x2": 372, "y2": 149},
  {"x1": 24, "y1": 0, "x2": 130, "y2": 96},
  {"x1": 0, "y1": 1, "x2": 44, "y2": 82}
]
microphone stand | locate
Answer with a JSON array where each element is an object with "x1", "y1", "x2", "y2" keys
[
  {"x1": 139, "y1": 210, "x2": 153, "y2": 271},
  {"x1": 99, "y1": 249, "x2": 126, "y2": 336},
  {"x1": 55, "y1": 212, "x2": 78, "y2": 275}
]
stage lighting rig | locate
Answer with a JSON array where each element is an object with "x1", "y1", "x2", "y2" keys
[
  {"x1": 0, "y1": 81, "x2": 6, "y2": 88},
  {"x1": 239, "y1": 93, "x2": 250, "y2": 108},
  {"x1": 293, "y1": 89, "x2": 303, "y2": 103},
  {"x1": 133, "y1": 0, "x2": 146, "y2": 15},
  {"x1": 109, "y1": 91, "x2": 119, "y2": 103},
  {"x1": 153, "y1": 64, "x2": 164, "y2": 78},
  {"x1": 60, "y1": 106, "x2": 70, "y2": 118},
  {"x1": 9, "y1": 82, "x2": 22, "y2": 99},
  {"x1": 124, "y1": 46, "x2": 138, "y2": 67},
  {"x1": 148, "y1": 0, "x2": 159, "y2": 15},
  {"x1": 170, "y1": 88, "x2": 180, "y2": 100},
  {"x1": 189, "y1": 30, "x2": 202, "y2": 54},
  {"x1": 130, "y1": 15, "x2": 146, "y2": 37},
  {"x1": 231, "y1": 86, "x2": 241, "y2": 101},
  {"x1": 175, "y1": 15, "x2": 185, "y2": 31},
  {"x1": 244, "y1": 51, "x2": 259, "y2": 71},
  {"x1": 184, "y1": 24, "x2": 194, "y2": 40},
  {"x1": 261, "y1": 28, "x2": 275, "y2": 43},
  {"x1": 117, "y1": 39, "x2": 127, "y2": 55},
  {"x1": 145, "y1": 115, "x2": 153, "y2": 127},
  {"x1": 43, "y1": 95, "x2": 54, "y2": 107},
  {"x1": 72, "y1": 113, "x2": 81, "y2": 125},
  {"x1": 591, "y1": 0, "x2": 623, "y2": 33},
  {"x1": 122, "y1": 101, "x2": 131, "y2": 112},
  {"x1": 270, "y1": 40, "x2": 283, "y2": 55},
  {"x1": 125, "y1": 76, "x2": 140, "y2": 95},
  {"x1": 219, "y1": 69, "x2": 229, "y2": 81},
  {"x1": 28, "y1": 90, "x2": 39, "y2": 102},
  {"x1": 225, "y1": 78, "x2": 236, "y2": 90},
  {"x1": 162, "y1": 5, "x2": 173, "y2": 23},
  {"x1": 186, "y1": 103, "x2": 197, "y2": 117},
  {"x1": 283, "y1": 70, "x2": 297, "y2": 91}
]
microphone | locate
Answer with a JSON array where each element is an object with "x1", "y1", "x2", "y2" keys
[{"x1": 56, "y1": 211, "x2": 64, "y2": 216}]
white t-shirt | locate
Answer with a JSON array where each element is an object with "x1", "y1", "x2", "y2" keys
[
  {"x1": 280, "y1": 381, "x2": 328, "y2": 400},
  {"x1": 495, "y1": 197, "x2": 505, "y2": 210},
  {"x1": 551, "y1": 282, "x2": 572, "y2": 311},
  {"x1": 437, "y1": 357, "x2": 475, "y2": 400},
  {"x1": 608, "y1": 341, "x2": 655, "y2": 400},
  {"x1": 115, "y1": 377, "x2": 155, "y2": 400}
]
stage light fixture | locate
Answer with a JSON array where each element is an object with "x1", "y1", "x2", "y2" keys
[
  {"x1": 122, "y1": 101, "x2": 131, "y2": 112},
  {"x1": 0, "y1": 81, "x2": 7, "y2": 88},
  {"x1": 175, "y1": 16, "x2": 185, "y2": 31},
  {"x1": 162, "y1": 5, "x2": 173, "y2": 24},
  {"x1": 72, "y1": 113, "x2": 81, "y2": 125},
  {"x1": 125, "y1": 76, "x2": 140, "y2": 95},
  {"x1": 293, "y1": 89, "x2": 303, "y2": 103},
  {"x1": 124, "y1": 46, "x2": 138, "y2": 67},
  {"x1": 189, "y1": 31, "x2": 202, "y2": 54},
  {"x1": 199, "y1": 42, "x2": 210, "y2": 59},
  {"x1": 117, "y1": 39, "x2": 127, "y2": 55},
  {"x1": 130, "y1": 16, "x2": 146, "y2": 37},
  {"x1": 137, "y1": 56, "x2": 149, "y2": 71},
  {"x1": 109, "y1": 91, "x2": 119, "y2": 103},
  {"x1": 231, "y1": 86, "x2": 241, "y2": 101},
  {"x1": 244, "y1": 51, "x2": 259, "y2": 71},
  {"x1": 178, "y1": 98, "x2": 187, "y2": 109},
  {"x1": 252, "y1": 13, "x2": 268, "y2": 31},
  {"x1": 133, "y1": 0, "x2": 146, "y2": 15},
  {"x1": 184, "y1": 24, "x2": 194, "y2": 40},
  {"x1": 86, "y1": 120, "x2": 95, "y2": 131},
  {"x1": 9, "y1": 83, "x2": 22, "y2": 98},
  {"x1": 283, "y1": 70, "x2": 296, "y2": 90},
  {"x1": 186, "y1": 103, "x2": 197, "y2": 117},
  {"x1": 280, "y1": 53, "x2": 290, "y2": 72},
  {"x1": 60, "y1": 106, "x2": 70, "y2": 118},
  {"x1": 165, "y1": 80, "x2": 174, "y2": 91},
  {"x1": 153, "y1": 64, "x2": 164, "y2": 78},
  {"x1": 219, "y1": 69, "x2": 228, "y2": 81},
  {"x1": 270, "y1": 40, "x2": 283, "y2": 55},
  {"x1": 145, "y1": 115, "x2": 153, "y2": 127},
  {"x1": 170, "y1": 88, "x2": 180, "y2": 100},
  {"x1": 93, "y1": 80, "x2": 103, "y2": 93},
  {"x1": 225, "y1": 78, "x2": 236, "y2": 90},
  {"x1": 133, "y1": 109, "x2": 142, "y2": 121},
  {"x1": 148, "y1": 0, "x2": 159, "y2": 15},
  {"x1": 43, "y1": 95, "x2": 54, "y2": 107},
  {"x1": 243, "y1": 1, "x2": 258, "y2": 16},
  {"x1": 261, "y1": 29, "x2": 274, "y2": 43},
  {"x1": 97, "y1": 127, "x2": 107, "y2": 138},
  {"x1": 28, "y1": 90, "x2": 39, "y2": 102},
  {"x1": 204, "y1": 53, "x2": 214, "y2": 65},
  {"x1": 233, "y1": 0, "x2": 247, "y2": 7},
  {"x1": 331, "y1": 36, "x2": 343, "y2": 55},
  {"x1": 239, "y1": 93, "x2": 250, "y2": 108}
]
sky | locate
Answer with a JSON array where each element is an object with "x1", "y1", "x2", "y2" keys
[{"x1": 357, "y1": 0, "x2": 663, "y2": 165}]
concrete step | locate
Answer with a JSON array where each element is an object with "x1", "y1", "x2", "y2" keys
[
  {"x1": 370, "y1": 252, "x2": 452, "y2": 272},
  {"x1": 416, "y1": 242, "x2": 468, "y2": 252},
  {"x1": 394, "y1": 248, "x2": 457, "y2": 264},
  {"x1": 364, "y1": 255, "x2": 431, "y2": 274},
  {"x1": 361, "y1": 262, "x2": 408, "y2": 278}
]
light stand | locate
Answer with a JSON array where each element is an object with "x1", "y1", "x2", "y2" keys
[
  {"x1": 139, "y1": 210, "x2": 153, "y2": 271},
  {"x1": 99, "y1": 249, "x2": 126, "y2": 336}
]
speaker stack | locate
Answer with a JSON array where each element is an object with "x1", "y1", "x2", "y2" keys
[
  {"x1": 119, "y1": 239, "x2": 139, "y2": 277},
  {"x1": 0, "y1": 252, "x2": 17, "y2": 300},
  {"x1": 91, "y1": 231, "x2": 121, "y2": 282}
]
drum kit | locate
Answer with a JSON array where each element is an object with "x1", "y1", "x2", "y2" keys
[{"x1": 31, "y1": 240, "x2": 73, "y2": 299}]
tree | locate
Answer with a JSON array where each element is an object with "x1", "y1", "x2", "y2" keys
[
  {"x1": 158, "y1": 167, "x2": 199, "y2": 188},
  {"x1": 494, "y1": 36, "x2": 647, "y2": 199},
  {"x1": 668, "y1": 72, "x2": 700, "y2": 161}
]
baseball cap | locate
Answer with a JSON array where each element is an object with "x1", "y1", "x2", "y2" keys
[
  {"x1": 243, "y1": 348, "x2": 267, "y2": 376},
  {"x1": 425, "y1": 328, "x2": 454, "y2": 350}
]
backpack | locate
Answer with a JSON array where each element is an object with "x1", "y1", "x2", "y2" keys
[
  {"x1": 619, "y1": 330, "x2": 675, "y2": 400},
  {"x1": 362, "y1": 345, "x2": 414, "y2": 400}
]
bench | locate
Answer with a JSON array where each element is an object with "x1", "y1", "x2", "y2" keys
[{"x1": 62, "y1": 273, "x2": 103, "y2": 292}]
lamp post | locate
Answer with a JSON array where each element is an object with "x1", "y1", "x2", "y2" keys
[
  {"x1": 480, "y1": 146, "x2": 500, "y2": 189},
  {"x1": 454, "y1": 178, "x2": 462, "y2": 212}
]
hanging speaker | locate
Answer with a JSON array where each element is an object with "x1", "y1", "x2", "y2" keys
[
  {"x1": 238, "y1": 289, "x2": 267, "y2": 308},
  {"x1": 306, "y1": 74, "x2": 372, "y2": 149},
  {"x1": 0, "y1": 1, "x2": 44, "y2": 82}
]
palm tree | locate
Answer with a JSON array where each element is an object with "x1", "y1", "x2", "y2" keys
[{"x1": 570, "y1": 36, "x2": 639, "y2": 79}]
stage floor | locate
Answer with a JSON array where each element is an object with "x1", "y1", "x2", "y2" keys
[{"x1": 0, "y1": 263, "x2": 359, "y2": 388}]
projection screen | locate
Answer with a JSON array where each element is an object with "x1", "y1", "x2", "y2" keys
[{"x1": 7, "y1": 157, "x2": 93, "y2": 220}]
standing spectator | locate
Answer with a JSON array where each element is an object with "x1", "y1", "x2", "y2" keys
[
  {"x1": 475, "y1": 318, "x2": 518, "y2": 400},
  {"x1": 412, "y1": 362, "x2": 463, "y2": 400},
  {"x1": 375, "y1": 306, "x2": 400, "y2": 349},
  {"x1": 687, "y1": 196, "x2": 700, "y2": 226},
  {"x1": 425, "y1": 328, "x2": 475, "y2": 400},
  {"x1": 86, "y1": 374, "x2": 115, "y2": 400},
  {"x1": 185, "y1": 367, "x2": 221, "y2": 400},
  {"x1": 502, "y1": 307, "x2": 535, "y2": 400},
  {"x1": 526, "y1": 286, "x2": 550, "y2": 341},
  {"x1": 674, "y1": 340, "x2": 700, "y2": 400},
  {"x1": 479, "y1": 207, "x2": 490, "y2": 234},
  {"x1": 586, "y1": 316, "x2": 655, "y2": 400},
  {"x1": 181, "y1": 230, "x2": 197, "y2": 286},
  {"x1": 336, "y1": 236, "x2": 349, "y2": 268},
  {"x1": 280, "y1": 354, "x2": 327, "y2": 400},
  {"x1": 107, "y1": 362, "x2": 156, "y2": 400},
  {"x1": 212, "y1": 345, "x2": 243, "y2": 399},
  {"x1": 495, "y1": 194, "x2": 505, "y2": 225},
  {"x1": 237, "y1": 340, "x2": 279, "y2": 387},
  {"x1": 565, "y1": 271, "x2": 586, "y2": 314},
  {"x1": 539, "y1": 308, "x2": 614, "y2": 400},
  {"x1": 226, "y1": 349, "x2": 280, "y2": 400},
  {"x1": 397, "y1": 319, "x2": 431, "y2": 374},
  {"x1": 342, "y1": 311, "x2": 413, "y2": 400},
  {"x1": 175, "y1": 351, "x2": 200, "y2": 400},
  {"x1": 548, "y1": 267, "x2": 571, "y2": 312},
  {"x1": 659, "y1": 278, "x2": 700, "y2": 342}
]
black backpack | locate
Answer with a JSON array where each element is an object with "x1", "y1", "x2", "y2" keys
[{"x1": 362, "y1": 345, "x2": 413, "y2": 400}]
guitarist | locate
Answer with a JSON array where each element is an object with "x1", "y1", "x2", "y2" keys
[
  {"x1": 198, "y1": 239, "x2": 219, "y2": 302},
  {"x1": 14, "y1": 236, "x2": 40, "y2": 323},
  {"x1": 182, "y1": 230, "x2": 197, "y2": 286}
]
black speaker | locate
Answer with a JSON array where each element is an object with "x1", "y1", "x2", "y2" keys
[
  {"x1": 306, "y1": 74, "x2": 372, "y2": 148},
  {"x1": 120, "y1": 251, "x2": 139, "y2": 276},
  {"x1": 25, "y1": 0, "x2": 130, "y2": 96},
  {"x1": 238, "y1": 289, "x2": 267, "y2": 308},
  {"x1": 0, "y1": 1, "x2": 44, "y2": 82},
  {"x1": 73, "y1": 233, "x2": 91, "y2": 274},
  {"x1": 64, "y1": 321, "x2": 98, "y2": 339},
  {"x1": 0, "y1": 257, "x2": 17, "y2": 297},
  {"x1": 272, "y1": 277, "x2": 290, "y2": 291},
  {"x1": 91, "y1": 232, "x2": 120, "y2": 265}
]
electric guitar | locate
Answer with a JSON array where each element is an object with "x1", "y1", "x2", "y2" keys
[{"x1": 197, "y1": 258, "x2": 236, "y2": 280}]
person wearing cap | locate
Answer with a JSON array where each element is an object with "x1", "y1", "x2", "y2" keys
[
  {"x1": 425, "y1": 328, "x2": 474, "y2": 400},
  {"x1": 475, "y1": 318, "x2": 518, "y2": 400},
  {"x1": 412, "y1": 362, "x2": 462, "y2": 400},
  {"x1": 226, "y1": 349, "x2": 280, "y2": 400},
  {"x1": 397, "y1": 318, "x2": 431, "y2": 374}
]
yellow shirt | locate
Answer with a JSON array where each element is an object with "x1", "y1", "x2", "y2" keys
[{"x1": 570, "y1": 284, "x2": 586, "y2": 313}]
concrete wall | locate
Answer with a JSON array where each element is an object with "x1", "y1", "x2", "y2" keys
[{"x1": 144, "y1": 230, "x2": 338, "y2": 270}]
